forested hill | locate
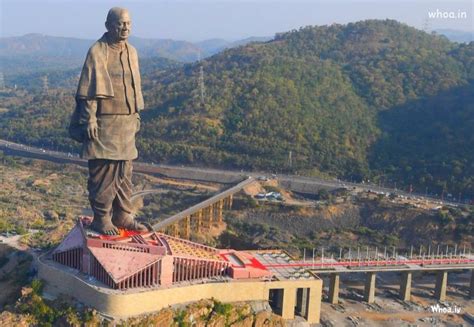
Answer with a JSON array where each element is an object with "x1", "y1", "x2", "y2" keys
[
  {"x1": 0, "y1": 20, "x2": 473, "y2": 198},
  {"x1": 138, "y1": 20, "x2": 473, "y2": 197}
]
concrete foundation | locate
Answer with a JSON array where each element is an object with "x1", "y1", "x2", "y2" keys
[
  {"x1": 39, "y1": 256, "x2": 322, "y2": 323},
  {"x1": 364, "y1": 272, "x2": 376, "y2": 303},
  {"x1": 328, "y1": 274, "x2": 340, "y2": 304},
  {"x1": 399, "y1": 271, "x2": 412, "y2": 301},
  {"x1": 434, "y1": 271, "x2": 447, "y2": 301}
]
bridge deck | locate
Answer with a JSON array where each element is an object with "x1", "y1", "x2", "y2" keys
[
  {"x1": 152, "y1": 177, "x2": 255, "y2": 230},
  {"x1": 263, "y1": 256, "x2": 474, "y2": 274}
]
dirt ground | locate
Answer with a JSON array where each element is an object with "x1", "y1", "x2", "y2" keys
[
  {"x1": 245, "y1": 179, "x2": 316, "y2": 206},
  {"x1": 0, "y1": 242, "x2": 32, "y2": 309},
  {"x1": 318, "y1": 270, "x2": 473, "y2": 326},
  {"x1": 243, "y1": 181, "x2": 266, "y2": 196}
]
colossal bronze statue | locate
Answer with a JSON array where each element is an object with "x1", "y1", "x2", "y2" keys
[{"x1": 69, "y1": 7, "x2": 147, "y2": 234}]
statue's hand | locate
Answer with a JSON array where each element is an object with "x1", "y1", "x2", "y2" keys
[
  {"x1": 136, "y1": 114, "x2": 141, "y2": 132},
  {"x1": 86, "y1": 121, "x2": 99, "y2": 140}
]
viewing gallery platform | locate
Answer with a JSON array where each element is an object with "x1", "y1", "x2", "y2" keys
[{"x1": 38, "y1": 219, "x2": 322, "y2": 323}]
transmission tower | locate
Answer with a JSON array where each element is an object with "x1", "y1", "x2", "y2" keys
[
  {"x1": 41, "y1": 75, "x2": 49, "y2": 94},
  {"x1": 0, "y1": 72, "x2": 5, "y2": 90},
  {"x1": 422, "y1": 17, "x2": 431, "y2": 33},
  {"x1": 197, "y1": 52, "x2": 205, "y2": 106}
]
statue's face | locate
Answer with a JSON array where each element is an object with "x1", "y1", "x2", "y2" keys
[{"x1": 106, "y1": 11, "x2": 131, "y2": 42}]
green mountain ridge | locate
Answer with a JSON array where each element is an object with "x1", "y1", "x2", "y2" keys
[
  {"x1": 138, "y1": 19, "x2": 473, "y2": 196},
  {"x1": 0, "y1": 34, "x2": 273, "y2": 78},
  {"x1": 0, "y1": 19, "x2": 473, "y2": 198}
]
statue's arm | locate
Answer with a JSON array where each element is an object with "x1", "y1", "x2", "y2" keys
[{"x1": 77, "y1": 99, "x2": 99, "y2": 140}]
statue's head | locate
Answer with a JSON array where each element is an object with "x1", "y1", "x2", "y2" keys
[{"x1": 105, "y1": 7, "x2": 131, "y2": 42}]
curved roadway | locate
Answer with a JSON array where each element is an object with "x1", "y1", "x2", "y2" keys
[{"x1": 0, "y1": 139, "x2": 464, "y2": 207}]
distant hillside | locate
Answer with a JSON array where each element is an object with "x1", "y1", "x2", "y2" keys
[
  {"x1": 139, "y1": 19, "x2": 473, "y2": 196},
  {"x1": 0, "y1": 34, "x2": 273, "y2": 78},
  {"x1": 0, "y1": 20, "x2": 472, "y2": 197},
  {"x1": 0, "y1": 34, "x2": 196, "y2": 77},
  {"x1": 196, "y1": 36, "x2": 272, "y2": 57},
  {"x1": 0, "y1": 34, "x2": 193, "y2": 88},
  {"x1": 435, "y1": 29, "x2": 473, "y2": 43},
  {"x1": 130, "y1": 36, "x2": 201, "y2": 62},
  {"x1": 195, "y1": 38, "x2": 231, "y2": 56},
  {"x1": 0, "y1": 33, "x2": 92, "y2": 57},
  {"x1": 0, "y1": 34, "x2": 201, "y2": 61},
  {"x1": 4, "y1": 56, "x2": 179, "y2": 90},
  {"x1": 227, "y1": 36, "x2": 272, "y2": 48},
  {"x1": 0, "y1": 34, "x2": 87, "y2": 76}
]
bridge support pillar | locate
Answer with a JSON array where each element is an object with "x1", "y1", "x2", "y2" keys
[
  {"x1": 217, "y1": 199, "x2": 224, "y2": 223},
  {"x1": 399, "y1": 272, "x2": 412, "y2": 301},
  {"x1": 364, "y1": 272, "x2": 376, "y2": 303},
  {"x1": 202, "y1": 206, "x2": 212, "y2": 230},
  {"x1": 208, "y1": 205, "x2": 213, "y2": 225},
  {"x1": 196, "y1": 210, "x2": 203, "y2": 233},
  {"x1": 434, "y1": 271, "x2": 447, "y2": 301},
  {"x1": 470, "y1": 270, "x2": 474, "y2": 300},
  {"x1": 167, "y1": 224, "x2": 179, "y2": 237},
  {"x1": 328, "y1": 274, "x2": 340, "y2": 304},
  {"x1": 180, "y1": 216, "x2": 190, "y2": 239}
]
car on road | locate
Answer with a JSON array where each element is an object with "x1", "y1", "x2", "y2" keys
[{"x1": 255, "y1": 193, "x2": 266, "y2": 199}]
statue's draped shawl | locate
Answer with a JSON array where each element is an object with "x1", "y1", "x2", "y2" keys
[{"x1": 75, "y1": 34, "x2": 144, "y2": 111}]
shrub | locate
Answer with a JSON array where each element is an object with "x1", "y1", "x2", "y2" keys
[
  {"x1": 31, "y1": 278, "x2": 44, "y2": 295},
  {"x1": 213, "y1": 299, "x2": 233, "y2": 317}
]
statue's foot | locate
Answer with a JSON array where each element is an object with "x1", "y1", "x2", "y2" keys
[
  {"x1": 113, "y1": 215, "x2": 148, "y2": 233},
  {"x1": 90, "y1": 219, "x2": 119, "y2": 235}
]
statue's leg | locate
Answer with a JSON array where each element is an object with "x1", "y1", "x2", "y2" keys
[
  {"x1": 88, "y1": 159, "x2": 119, "y2": 235},
  {"x1": 112, "y1": 160, "x2": 148, "y2": 232}
]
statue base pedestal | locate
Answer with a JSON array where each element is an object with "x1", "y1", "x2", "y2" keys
[{"x1": 38, "y1": 218, "x2": 322, "y2": 323}]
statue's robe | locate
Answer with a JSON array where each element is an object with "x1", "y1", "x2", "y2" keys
[
  {"x1": 70, "y1": 33, "x2": 145, "y2": 228},
  {"x1": 72, "y1": 33, "x2": 144, "y2": 160}
]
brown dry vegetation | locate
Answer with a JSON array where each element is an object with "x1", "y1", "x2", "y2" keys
[
  {"x1": 0, "y1": 154, "x2": 472, "y2": 325},
  {"x1": 0, "y1": 154, "x2": 223, "y2": 248},
  {"x1": 0, "y1": 244, "x2": 32, "y2": 310}
]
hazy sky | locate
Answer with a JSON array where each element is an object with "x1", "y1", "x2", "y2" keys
[{"x1": 1, "y1": 0, "x2": 472, "y2": 41}]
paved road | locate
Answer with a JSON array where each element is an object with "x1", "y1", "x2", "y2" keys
[
  {"x1": 130, "y1": 188, "x2": 168, "y2": 201},
  {"x1": 0, "y1": 138, "x2": 464, "y2": 206}
]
